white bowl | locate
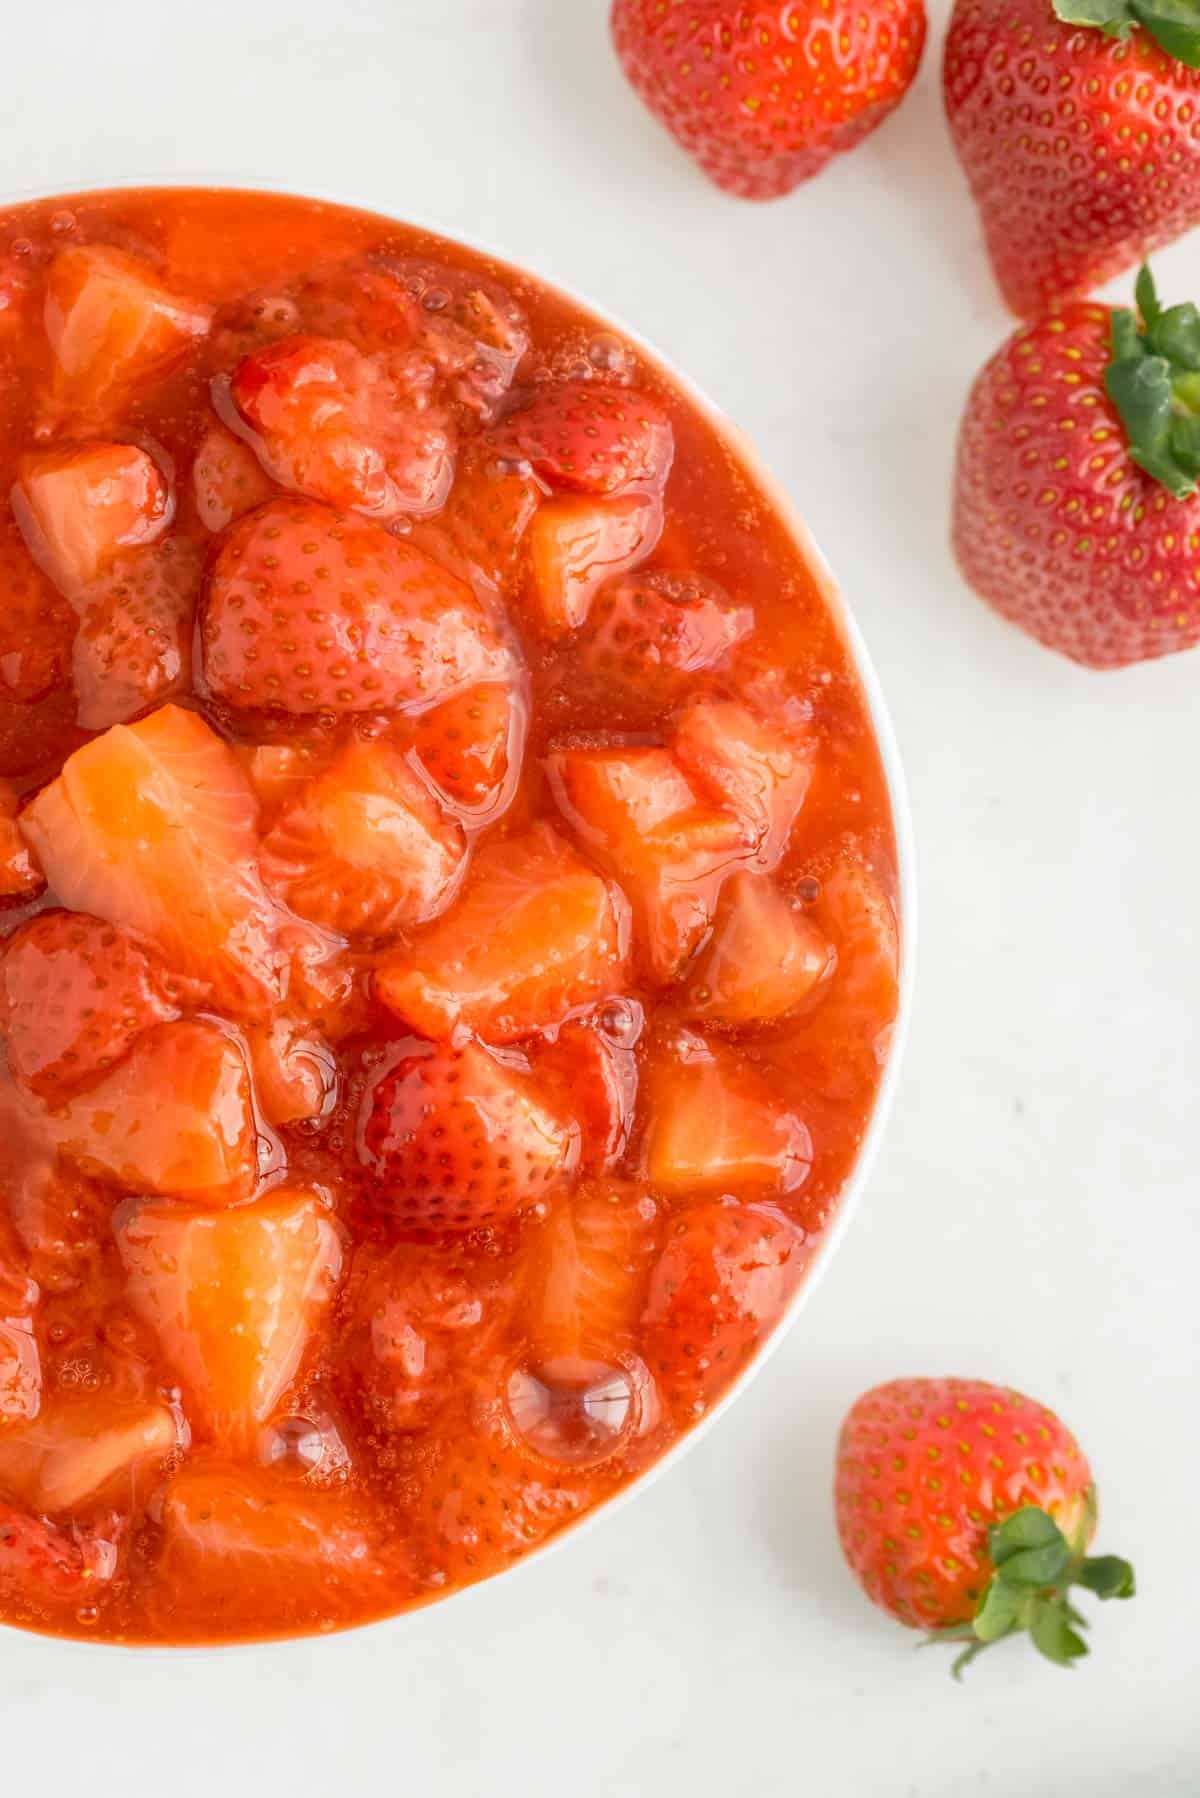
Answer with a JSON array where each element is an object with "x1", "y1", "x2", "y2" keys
[{"x1": 0, "y1": 181, "x2": 917, "y2": 1655}]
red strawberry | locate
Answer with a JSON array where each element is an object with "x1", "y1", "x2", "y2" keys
[
  {"x1": 642, "y1": 1199, "x2": 807, "y2": 1415},
  {"x1": 411, "y1": 438, "x2": 544, "y2": 592},
  {"x1": 835, "y1": 1378, "x2": 1135, "y2": 1674},
  {"x1": 227, "y1": 333, "x2": 456, "y2": 521},
  {"x1": 612, "y1": 0, "x2": 927, "y2": 200},
  {"x1": 12, "y1": 442, "x2": 172, "y2": 602},
  {"x1": 527, "y1": 493, "x2": 663, "y2": 635},
  {"x1": 642, "y1": 1033, "x2": 814, "y2": 1196},
  {"x1": 535, "y1": 1002, "x2": 643, "y2": 1173},
  {"x1": 244, "y1": 1015, "x2": 336, "y2": 1126},
  {"x1": 682, "y1": 870, "x2": 832, "y2": 1024},
  {"x1": 359, "y1": 1038, "x2": 578, "y2": 1234},
  {"x1": 408, "y1": 680, "x2": 524, "y2": 820},
  {"x1": 201, "y1": 497, "x2": 506, "y2": 716},
  {"x1": 945, "y1": 0, "x2": 1200, "y2": 316},
  {"x1": 0, "y1": 781, "x2": 44, "y2": 902},
  {"x1": 192, "y1": 425, "x2": 275, "y2": 532},
  {"x1": 372, "y1": 258, "x2": 531, "y2": 419},
  {"x1": 673, "y1": 698, "x2": 812, "y2": 871},
  {"x1": 0, "y1": 908, "x2": 180, "y2": 1101},
  {"x1": 496, "y1": 382, "x2": 674, "y2": 495},
  {"x1": 953, "y1": 268, "x2": 1200, "y2": 667},
  {"x1": 0, "y1": 1502, "x2": 119, "y2": 1614},
  {"x1": 581, "y1": 567, "x2": 753, "y2": 691},
  {"x1": 0, "y1": 1394, "x2": 180, "y2": 1515},
  {"x1": 72, "y1": 538, "x2": 201, "y2": 729},
  {"x1": 0, "y1": 527, "x2": 76, "y2": 705}
]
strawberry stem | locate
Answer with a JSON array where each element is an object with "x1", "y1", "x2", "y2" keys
[{"x1": 1106, "y1": 264, "x2": 1200, "y2": 500}]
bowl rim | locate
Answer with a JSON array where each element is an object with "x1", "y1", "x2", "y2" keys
[{"x1": 0, "y1": 178, "x2": 918, "y2": 1660}]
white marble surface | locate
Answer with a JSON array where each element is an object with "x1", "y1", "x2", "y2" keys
[{"x1": 2, "y1": 3, "x2": 1198, "y2": 1792}]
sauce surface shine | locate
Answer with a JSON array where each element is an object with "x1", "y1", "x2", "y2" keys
[{"x1": 0, "y1": 188, "x2": 898, "y2": 1645}]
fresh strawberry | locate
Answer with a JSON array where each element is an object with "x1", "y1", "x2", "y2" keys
[
  {"x1": 227, "y1": 333, "x2": 455, "y2": 521},
  {"x1": 612, "y1": 0, "x2": 927, "y2": 200},
  {"x1": 527, "y1": 493, "x2": 663, "y2": 634},
  {"x1": 835, "y1": 1378, "x2": 1136, "y2": 1674},
  {"x1": 683, "y1": 871, "x2": 832, "y2": 1024},
  {"x1": 411, "y1": 439, "x2": 544, "y2": 590},
  {"x1": 192, "y1": 424, "x2": 275, "y2": 532},
  {"x1": 260, "y1": 737, "x2": 466, "y2": 939},
  {"x1": 535, "y1": 1001, "x2": 643, "y2": 1172},
  {"x1": 548, "y1": 745, "x2": 746, "y2": 981},
  {"x1": 12, "y1": 442, "x2": 171, "y2": 602},
  {"x1": 673, "y1": 698, "x2": 812, "y2": 870},
  {"x1": 496, "y1": 382, "x2": 674, "y2": 495},
  {"x1": 0, "y1": 908, "x2": 180, "y2": 1101},
  {"x1": 945, "y1": 0, "x2": 1200, "y2": 316},
  {"x1": 0, "y1": 1394, "x2": 179, "y2": 1514},
  {"x1": 409, "y1": 680, "x2": 523, "y2": 820},
  {"x1": 375, "y1": 822, "x2": 629, "y2": 1043},
  {"x1": 0, "y1": 782, "x2": 44, "y2": 901},
  {"x1": 41, "y1": 243, "x2": 211, "y2": 428},
  {"x1": 201, "y1": 498, "x2": 506, "y2": 716},
  {"x1": 359, "y1": 1038, "x2": 578, "y2": 1233},
  {"x1": 116, "y1": 1188, "x2": 342, "y2": 1447},
  {"x1": 20, "y1": 704, "x2": 281, "y2": 1011},
  {"x1": 0, "y1": 526, "x2": 76, "y2": 705},
  {"x1": 954, "y1": 268, "x2": 1200, "y2": 666},
  {"x1": 71, "y1": 537, "x2": 201, "y2": 729},
  {"x1": 642, "y1": 1199, "x2": 807, "y2": 1414},
  {"x1": 0, "y1": 1502, "x2": 119, "y2": 1613},
  {"x1": 244, "y1": 1016, "x2": 336, "y2": 1125},
  {"x1": 642, "y1": 1034, "x2": 813, "y2": 1195},
  {"x1": 581, "y1": 567, "x2": 753, "y2": 691}
]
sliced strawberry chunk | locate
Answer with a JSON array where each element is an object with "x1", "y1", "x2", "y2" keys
[
  {"x1": 409, "y1": 681, "x2": 523, "y2": 820},
  {"x1": 535, "y1": 1001, "x2": 643, "y2": 1173},
  {"x1": 228, "y1": 333, "x2": 455, "y2": 521},
  {"x1": 582, "y1": 568, "x2": 753, "y2": 690},
  {"x1": 20, "y1": 704, "x2": 281, "y2": 1011},
  {"x1": 0, "y1": 1501, "x2": 119, "y2": 1613},
  {"x1": 375, "y1": 822, "x2": 629, "y2": 1043},
  {"x1": 523, "y1": 1183, "x2": 661, "y2": 1362},
  {"x1": 643, "y1": 1037, "x2": 813, "y2": 1196},
  {"x1": 0, "y1": 529, "x2": 76, "y2": 705},
  {"x1": 0, "y1": 1222, "x2": 39, "y2": 1424},
  {"x1": 0, "y1": 1395, "x2": 179, "y2": 1513},
  {"x1": 412, "y1": 439, "x2": 543, "y2": 591},
  {"x1": 245, "y1": 1016, "x2": 336, "y2": 1125},
  {"x1": 192, "y1": 424, "x2": 275, "y2": 532},
  {"x1": 42, "y1": 243, "x2": 211, "y2": 427},
  {"x1": 0, "y1": 909, "x2": 180, "y2": 1101},
  {"x1": 643, "y1": 1200, "x2": 807, "y2": 1415},
  {"x1": 548, "y1": 746, "x2": 746, "y2": 982},
  {"x1": 116, "y1": 1188, "x2": 342, "y2": 1446},
  {"x1": 202, "y1": 498, "x2": 506, "y2": 717},
  {"x1": 497, "y1": 383, "x2": 674, "y2": 495},
  {"x1": 0, "y1": 782, "x2": 43, "y2": 901},
  {"x1": 359, "y1": 1039, "x2": 577, "y2": 1233},
  {"x1": 12, "y1": 443, "x2": 171, "y2": 602},
  {"x1": 71, "y1": 537, "x2": 201, "y2": 730},
  {"x1": 803, "y1": 860, "x2": 900, "y2": 1097},
  {"x1": 683, "y1": 872, "x2": 832, "y2": 1025},
  {"x1": 673, "y1": 699, "x2": 812, "y2": 871},
  {"x1": 376, "y1": 258, "x2": 531, "y2": 417},
  {"x1": 50, "y1": 1019, "x2": 258, "y2": 1200},
  {"x1": 260, "y1": 738, "x2": 466, "y2": 939},
  {"x1": 527, "y1": 493, "x2": 662, "y2": 635},
  {"x1": 236, "y1": 739, "x2": 334, "y2": 823}
]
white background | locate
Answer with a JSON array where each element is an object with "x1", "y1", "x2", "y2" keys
[{"x1": 2, "y1": 2, "x2": 1198, "y2": 1793}]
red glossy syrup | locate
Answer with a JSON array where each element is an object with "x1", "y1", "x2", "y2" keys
[{"x1": 0, "y1": 188, "x2": 898, "y2": 1644}]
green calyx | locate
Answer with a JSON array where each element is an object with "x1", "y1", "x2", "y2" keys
[
  {"x1": 927, "y1": 1496, "x2": 1136, "y2": 1679},
  {"x1": 1106, "y1": 264, "x2": 1200, "y2": 500},
  {"x1": 1053, "y1": 0, "x2": 1200, "y2": 68}
]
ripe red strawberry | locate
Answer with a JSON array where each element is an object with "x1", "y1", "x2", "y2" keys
[
  {"x1": 408, "y1": 680, "x2": 523, "y2": 819},
  {"x1": 410, "y1": 438, "x2": 544, "y2": 592},
  {"x1": 835, "y1": 1378, "x2": 1136, "y2": 1674},
  {"x1": 642, "y1": 1199, "x2": 807, "y2": 1415},
  {"x1": 201, "y1": 497, "x2": 506, "y2": 715},
  {"x1": 192, "y1": 425, "x2": 275, "y2": 532},
  {"x1": 496, "y1": 382, "x2": 674, "y2": 495},
  {"x1": 953, "y1": 267, "x2": 1200, "y2": 667},
  {"x1": 945, "y1": 0, "x2": 1200, "y2": 316},
  {"x1": 581, "y1": 568, "x2": 753, "y2": 692},
  {"x1": 72, "y1": 538, "x2": 201, "y2": 729},
  {"x1": 611, "y1": 0, "x2": 927, "y2": 200},
  {"x1": 0, "y1": 908, "x2": 180, "y2": 1102},
  {"x1": 13, "y1": 442, "x2": 172, "y2": 602},
  {"x1": 359, "y1": 1039, "x2": 578, "y2": 1234},
  {"x1": 535, "y1": 1002, "x2": 643, "y2": 1173},
  {"x1": 0, "y1": 1502, "x2": 119, "y2": 1613}
]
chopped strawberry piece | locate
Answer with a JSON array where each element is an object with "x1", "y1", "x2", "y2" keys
[
  {"x1": 802, "y1": 860, "x2": 901, "y2": 1097},
  {"x1": 642, "y1": 1037, "x2": 813, "y2": 1196},
  {"x1": 673, "y1": 699, "x2": 813, "y2": 871},
  {"x1": 548, "y1": 746, "x2": 746, "y2": 981},
  {"x1": 409, "y1": 681, "x2": 523, "y2": 820},
  {"x1": 683, "y1": 872, "x2": 832, "y2": 1025},
  {"x1": 523, "y1": 1183, "x2": 661, "y2": 1362},
  {"x1": 0, "y1": 782, "x2": 43, "y2": 901},
  {"x1": 42, "y1": 244, "x2": 211, "y2": 427},
  {"x1": 228, "y1": 333, "x2": 455, "y2": 521},
  {"x1": 201, "y1": 498, "x2": 507, "y2": 717},
  {"x1": 0, "y1": 1222, "x2": 39, "y2": 1424},
  {"x1": 375, "y1": 822, "x2": 629, "y2": 1043},
  {"x1": 497, "y1": 383, "x2": 674, "y2": 495},
  {"x1": 582, "y1": 568, "x2": 753, "y2": 690},
  {"x1": 286, "y1": 939, "x2": 376, "y2": 1042},
  {"x1": 344, "y1": 1240, "x2": 517, "y2": 1435},
  {"x1": 643, "y1": 1201, "x2": 807, "y2": 1415},
  {"x1": 0, "y1": 909, "x2": 180, "y2": 1101},
  {"x1": 116, "y1": 1188, "x2": 342, "y2": 1446},
  {"x1": 244, "y1": 1016, "x2": 336, "y2": 1125},
  {"x1": 412, "y1": 439, "x2": 543, "y2": 591},
  {"x1": 20, "y1": 704, "x2": 281, "y2": 1011},
  {"x1": 359, "y1": 1038, "x2": 578, "y2": 1233},
  {"x1": 192, "y1": 425, "x2": 275, "y2": 532},
  {"x1": 0, "y1": 1501, "x2": 118, "y2": 1612},
  {"x1": 527, "y1": 493, "x2": 662, "y2": 635},
  {"x1": 71, "y1": 537, "x2": 201, "y2": 729},
  {"x1": 0, "y1": 1395, "x2": 179, "y2": 1513},
  {"x1": 0, "y1": 529, "x2": 76, "y2": 705},
  {"x1": 50, "y1": 1019, "x2": 259, "y2": 1201},
  {"x1": 260, "y1": 738, "x2": 466, "y2": 939},
  {"x1": 12, "y1": 443, "x2": 171, "y2": 601},
  {"x1": 377, "y1": 258, "x2": 531, "y2": 417},
  {"x1": 535, "y1": 1000, "x2": 643, "y2": 1172}
]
